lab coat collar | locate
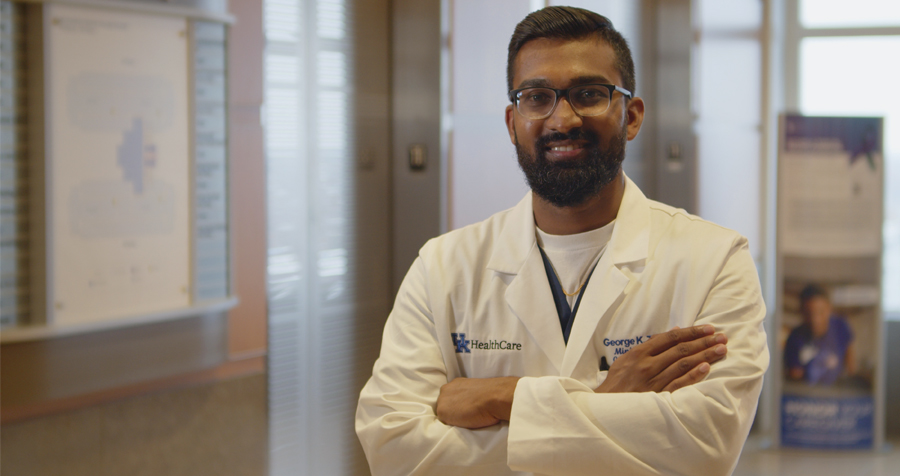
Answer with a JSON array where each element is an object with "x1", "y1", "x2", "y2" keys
[
  {"x1": 486, "y1": 175, "x2": 651, "y2": 376},
  {"x1": 485, "y1": 191, "x2": 567, "y2": 369},
  {"x1": 485, "y1": 191, "x2": 537, "y2": 275},
  {"x1": 601, "y1": 174, "x2": 651, "y2": 266}
]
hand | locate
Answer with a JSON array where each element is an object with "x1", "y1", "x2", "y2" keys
[
  {"x1": 436, "y1": 376, "x2": 520, "y2": 429},
  {"x1": 595, "y1": 325, "x2": 727, "y2": 394}
]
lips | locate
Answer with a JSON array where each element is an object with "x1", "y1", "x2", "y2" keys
[
  {"x1": 543, "y1": 140, "x2": 589, "y2": 161},
  {"x1": 547, "y1": 143, "x2": 585, "y2": 152},
  {"x1": 537, "y1": 131, "x2": 598, "y2": 161}
]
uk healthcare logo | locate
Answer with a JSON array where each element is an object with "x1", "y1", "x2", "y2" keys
[
  {"x1": 451, "y1": 333, "x2": 471, "y2": 353},
  {"x1": 451, "y1": 332, "x2": 522, "y2": 352}
]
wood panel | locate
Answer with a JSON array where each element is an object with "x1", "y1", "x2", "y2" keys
[{"x1": 226, "y1": 0, "x2": 267, "y2": 358}]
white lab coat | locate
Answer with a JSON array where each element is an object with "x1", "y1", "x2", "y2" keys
[{"x1": 356, "y1": 177, "x2": 769, "y2": 476}]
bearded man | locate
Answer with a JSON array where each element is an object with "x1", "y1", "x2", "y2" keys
[{"x1": 356, "y1": 6, "x2": 769, "y2": 476}]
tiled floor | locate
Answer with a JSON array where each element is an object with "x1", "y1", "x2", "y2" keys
[{"x1": 733, "y1": 436, "x2": 900, "y2": 476}]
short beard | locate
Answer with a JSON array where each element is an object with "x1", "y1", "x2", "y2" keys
[{"x1": 516, "y1": 127, "x2": 626, "y2": 208}]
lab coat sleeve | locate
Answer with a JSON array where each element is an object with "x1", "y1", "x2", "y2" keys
[
  {"x1": 507, "y1": 237, "x2": 769, "y2": 476},
  {"x1": 355, "y1": 257, "x2": 515, "y2": 476}
]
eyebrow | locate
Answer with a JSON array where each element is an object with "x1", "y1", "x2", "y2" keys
[{"x1": 515, "y1": 75, "x2": 613, "y2": 90}]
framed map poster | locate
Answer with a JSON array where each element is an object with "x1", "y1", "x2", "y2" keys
[{"x1": 44, "y1": 3, "x2": 191, "y2": 325}]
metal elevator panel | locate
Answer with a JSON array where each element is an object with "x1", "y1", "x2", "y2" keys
[
  {"x1": 654, "y1": 0, "x2": 697, "y2": 213},
  {"x1": 390, "y1": 0, "x2": 442, "y2": 294}
]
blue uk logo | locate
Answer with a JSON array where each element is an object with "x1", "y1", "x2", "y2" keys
[{"x1": 451, "y1": 333, "x2": 471, "y2": 353}]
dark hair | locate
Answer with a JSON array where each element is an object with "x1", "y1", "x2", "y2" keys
[
  {"x1": 506, "y1": 6, "x2": 636, "y2": 95},
  {"x1": 799, "y1": 283, "x2": 830, "y2": 306}
]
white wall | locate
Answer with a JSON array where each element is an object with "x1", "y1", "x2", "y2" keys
[{"x1": 448, "y1": 0, "x2": 533, "y2": 230}]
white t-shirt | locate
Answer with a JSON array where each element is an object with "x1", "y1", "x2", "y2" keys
[{"x1": 536, "y1": 220, "x2": 615, "y2": 309}]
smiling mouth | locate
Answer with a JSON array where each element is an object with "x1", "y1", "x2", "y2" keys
[
  {"x1": 549, "y1": 144, "x2": 582, "y2": 152},
  {"x1": 537, "y1": 130, "x2": 599, "y2": 156}
]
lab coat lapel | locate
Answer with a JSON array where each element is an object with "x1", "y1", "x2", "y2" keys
[
  {"x1": 505, "y1": 247, "x2": 567, "y2": 373},
  {"x1": 559, "y1": 261, "x2": 629, "y2": 377},
  {"x1": 487, "y1": 193, "x2": 566, "y2": 373},
  {"x1": 560, "y1": 176, "x2": 651, "y2": 377}
]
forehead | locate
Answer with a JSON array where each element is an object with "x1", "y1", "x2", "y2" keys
[
  {"x1": 804, "y1": 296, "x2": 831, "y2": 309},
  {"x1": 512, "y1": 36, "x2": 620, "y2": 89}
]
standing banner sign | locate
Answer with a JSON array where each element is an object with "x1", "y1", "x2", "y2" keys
[{"x1": 776, "y1": 115, "x2": 884, "y2": 449}]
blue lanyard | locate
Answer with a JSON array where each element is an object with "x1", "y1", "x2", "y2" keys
[{"x1": 538, "y1": 247, "x2": 598, "y2": 345}]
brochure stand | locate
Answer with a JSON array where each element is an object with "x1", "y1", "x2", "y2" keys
[{"x1": 775, "y1": 114, "x2": 885, "y2": 450}]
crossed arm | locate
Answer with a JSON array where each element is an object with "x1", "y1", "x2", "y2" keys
[
  {"x1": 358, "y1": 234, "x2": 770, "y2": 475},
  {"x1": 436, "y1": 325, "x2": 729, "y2": 429}
]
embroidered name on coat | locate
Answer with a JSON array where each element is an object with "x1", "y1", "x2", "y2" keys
[{"x1": 452, "y1": 333, "x2": 522, "y2": 353}]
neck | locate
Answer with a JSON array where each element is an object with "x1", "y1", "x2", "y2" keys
[{"x1": 533, "y1": 172, "x2": 625, "y2": 235}]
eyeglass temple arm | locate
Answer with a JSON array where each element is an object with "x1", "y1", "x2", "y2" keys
[{"x1": 613, "y1": 85, "x2": 633, "y2": 99}]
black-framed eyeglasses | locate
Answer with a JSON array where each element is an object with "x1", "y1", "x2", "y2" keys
[{"x1": 508, "y1": 83, "x2": 633, "y2": 120}]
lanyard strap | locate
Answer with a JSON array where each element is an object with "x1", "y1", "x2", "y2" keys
[{"x1": 538, "y1": 247, "x2": 598, "y2": 345}]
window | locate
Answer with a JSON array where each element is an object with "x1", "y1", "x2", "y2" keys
[
  {"x1": 787, "y1": 0, "x2": 900, "y2": 318},
  {"x1": 264, "y1": 0, "x2": 392, "y2": 474}
]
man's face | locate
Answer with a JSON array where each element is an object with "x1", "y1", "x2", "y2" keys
[
  {"x1": 802, "y1": 296, "x2": 832, "y2": 338},
  {"x1": 505, "y1": 37, "x2": 644, "y2": 207}
]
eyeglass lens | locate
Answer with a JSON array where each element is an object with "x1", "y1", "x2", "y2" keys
[{"x1": 516, "y1": 85, "x2": 613, "y2": 119}]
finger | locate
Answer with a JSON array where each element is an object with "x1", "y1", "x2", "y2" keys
[
  {"x1": 644, "y1": 325, "x2": 716, "y2": 356},
  {"x1": 655, "y1": 332, "x2": 728, "y2": 369},
  {"x1": 631, "y1": 331, "x2": 725, "y2": 382},
  {"x1": 661, "y1": 362, "x2": 711, "y2": 393},
  {"x1": 652, "y1": 342, "x2": 728, "y2": 391}
]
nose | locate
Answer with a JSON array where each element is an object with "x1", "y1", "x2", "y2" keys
[{"x1": 544, "y1": 96, "x2": 583, "y2": 133}]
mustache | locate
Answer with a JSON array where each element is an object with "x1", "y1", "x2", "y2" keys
[{"x1": 535, "y1": 129, "x2": 600, "y2": 150}]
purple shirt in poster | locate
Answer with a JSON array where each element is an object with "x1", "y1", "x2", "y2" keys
[{"x1": 784, "y1": 316, "x2": 853, "y2": 386}]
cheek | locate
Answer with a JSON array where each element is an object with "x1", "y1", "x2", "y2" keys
[
  {"x1": 600, "y1": 115, "x2": 626, "y2": 132},
  {"x1": 515, "y1": 120, "x2": 543, "y2": 144}
]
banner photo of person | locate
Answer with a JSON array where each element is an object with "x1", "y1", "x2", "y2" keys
[{"x1": 777, "y1": 115, "x2": 884, "y2": 450}]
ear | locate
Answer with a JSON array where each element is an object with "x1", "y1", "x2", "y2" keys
[
  {"x1": 505, "y1": 104, "x2": 517, "y2": 145},
  {"x1": 625, "y1": 97, "x2": 645, "y2": 141}
]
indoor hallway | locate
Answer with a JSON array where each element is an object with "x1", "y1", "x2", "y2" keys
[{"x1": 733, "y1": 436, "x2": 900, "y2": 476}]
